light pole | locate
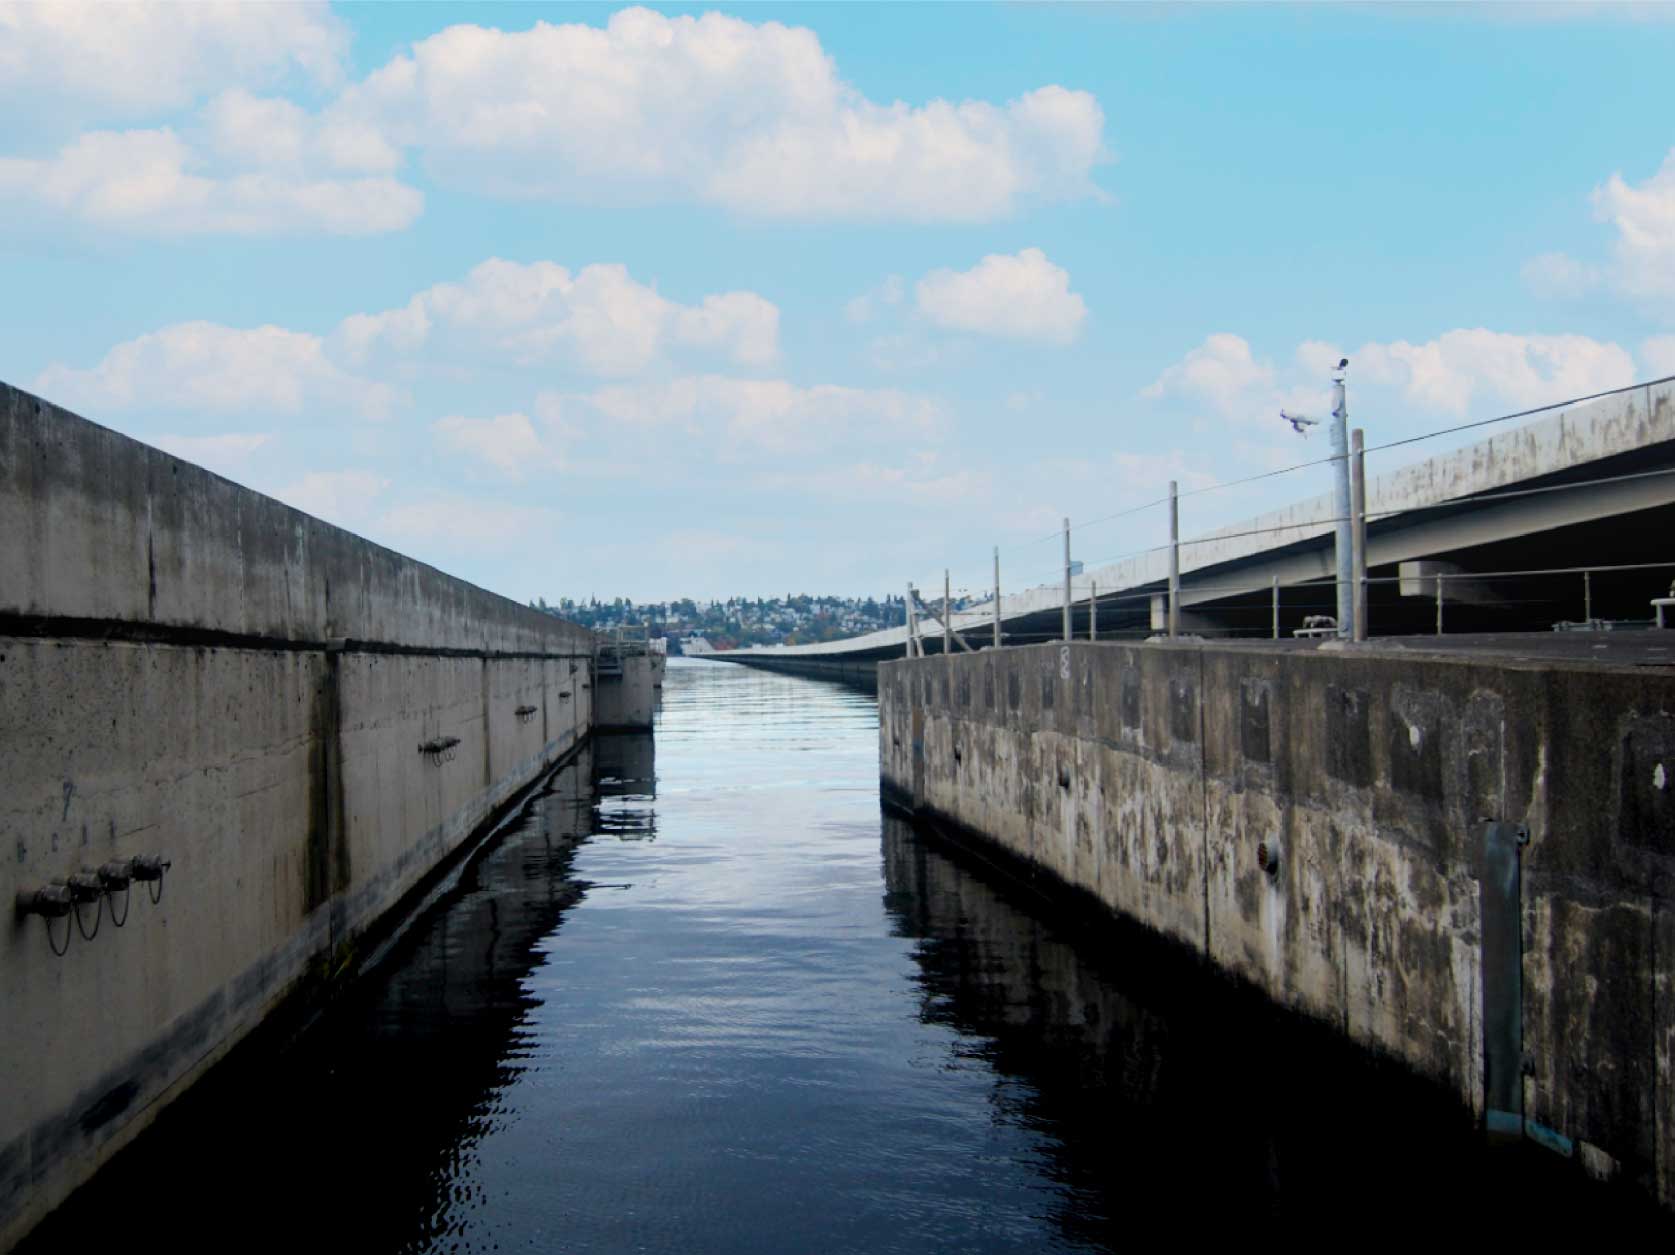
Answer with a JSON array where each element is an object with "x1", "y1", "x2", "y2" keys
[{"x1": 1280, "y1": 357, "x2": 1353, "y2": 638}]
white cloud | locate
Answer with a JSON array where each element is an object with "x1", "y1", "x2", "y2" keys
[
  {"x1": 35, "y1": 321, "x2": 396, "y2": 420},
  {"x1": 335, "y1": 7, "x2": 1106, "y2": 221},
  {"x1": 0, "y1": 1, "x2": 347, "y2": 117},
  {"x1": 0, "y1": 126, "x2": 421, "y2": 236},
  {"x1": 150, "y1": 432, "x2": 274, "y2": 478},
  {"x1": 579, "y1": 374, "x2": 942, "y2": 453},
  {"x1": 203, "y1": 89, "x2": 401, "y2": 175},
  {"x1": 915, "y1": 248, "x2": 1087, "y2": 344},
  {"x1": 1147, "y1": 328, "x2": 1634, "y2": 431},
  {"x1": 1353, "y1": 329, "x2": 1635, "y2": 415},
  {"x1": 277, "y1": 470, "x2": 390, "y2": 531},
  {"x1": 1639, "y1": 335, "x2": 1675, "y2": 378},
  {"x1": 1592, "y1": 149, "x2": 1675, "y2": 301},
  {"x1": 432, "y1": 411, "x2": 575, "y2": 479},
  {"x1": 1142, "y1": 333, "x2": 1276, "y2": 419},
  {"x1": 337, "y1": 259, "x2": 778, "y2": 376}
]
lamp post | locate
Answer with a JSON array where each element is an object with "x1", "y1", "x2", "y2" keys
[{"x1": 1280, "y1": 358, "x2": 1354, "y2": 638}]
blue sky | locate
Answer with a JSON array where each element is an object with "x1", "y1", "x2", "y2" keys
[{"x1": 3, "y1": 2, "x2": 1673, "y2": 603}]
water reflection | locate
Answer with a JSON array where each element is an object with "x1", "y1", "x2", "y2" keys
[
  {"x1": 881, "y1": 813, "x2": 1663, "y2": 1238},
  {"x1": 22, "y1": 747, "x2": 618, "y2": 1253}
]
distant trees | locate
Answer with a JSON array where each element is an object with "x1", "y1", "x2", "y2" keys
[{"x1": 530, "y1": 592, "x2": 900, "y2": 649}]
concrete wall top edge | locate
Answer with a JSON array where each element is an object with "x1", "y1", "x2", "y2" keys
[
  {"x1": 878, "y1": 636, "x2": 1674, "y2": 684},
  {"x1": 1, "y1": 381, "x2": 594, "y2": 654}
]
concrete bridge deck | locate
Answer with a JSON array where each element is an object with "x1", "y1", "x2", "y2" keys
[{"x1": 720, "y1": 376, "x2": 1675, "y2": 674}]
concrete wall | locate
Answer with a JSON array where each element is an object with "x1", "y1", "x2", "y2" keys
[
  {"x1": 880, "y1": 640, "x2": 1675, "y2": 1204},
  {"x1": 0, "y1": 382, "x2": 596, "y2": 1247},
  {"x1": 594, "y1": 654, "x2": 660, "y2": 730}
]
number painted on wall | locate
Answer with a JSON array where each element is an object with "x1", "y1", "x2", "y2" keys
[{"x1": 1059, "y1": 645, "x2": 1071, "y2": 680}]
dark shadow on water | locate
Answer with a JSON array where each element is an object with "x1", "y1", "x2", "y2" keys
[
  {"x1": 880, "y1": 812, "x2": 1670, "y2": 1241},
  {"x1": 20, "y1": 742, "x2": 656, "y2": 1254}
]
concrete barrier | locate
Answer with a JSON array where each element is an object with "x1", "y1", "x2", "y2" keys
[
  {"x1": 880, "y1": 640, "x2": 1675, "y2": 1205},
  {"x1": 0, "y1": 382, "x2": 597, "y2": 1247}
]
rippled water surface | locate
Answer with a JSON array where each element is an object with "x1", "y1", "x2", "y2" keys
[{"x1": 32, "y1": 658, "x2": 1661, "y2": 1251}]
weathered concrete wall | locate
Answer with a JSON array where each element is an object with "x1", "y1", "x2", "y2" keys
[
  {"x1": 0, "y1": 382, "x2": 597, "y2": 1248},
  {"x1": 879, "y1": 640, "x2": 1675, "y2": 1204},
  {"x1": 594, "y1": 654, "x2": 659, "y2": 730}
]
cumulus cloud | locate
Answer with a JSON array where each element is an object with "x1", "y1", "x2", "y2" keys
[
  {"x1": 0, "y1": 125, "x2": 421, "y2": 235},
  {"x1": 336, "y1": 259, "x2": 778, "y2": 376},
  {"x1": 579, "y1": 374, "x2": 942, "y2": 453},
  {"x1": 432, "y1": 411, "x2": 577, "y2": 479},
  {"x1": 1641, "y1": 334, "x2": 1675, "y2": 378},
  {"x1": 1142, "y1": 333, "x2": 1276, "y2": 419},
  {"x1": 35, "y1": 321, "x2": 396, "y2": 420},
  {"x1": 203, "y1": 89, "x2": 402, "y2": 175},
  {"x1": 914, "y1": 248, "x2": 1086, "y2": 344},
  {"x1": 0, "y1": 1, "x2": 347, "y2": 117},
  {"x1": 1352, "y1": 329, "x2": 1635, "y2": 415},
  {"x1": 1592, "y1": 149, "x2": 1675, "y2": 301},
  {"x1": 1146, "y1": 328, "x2": 1634, "y2": 428},
  {"x1": 333, "y1": 7, "x2": 1106, "y2": 221}
]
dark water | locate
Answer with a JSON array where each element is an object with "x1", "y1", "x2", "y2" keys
[{"x1": 29, "y1": 658, "x2": 1663, "y2": 1250}]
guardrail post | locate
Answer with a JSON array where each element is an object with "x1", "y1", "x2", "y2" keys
[
  {"x1": 1435, "y1": 572, "x2": 1445, "y2": 636},
  {"x1": 1272, "y1": 575, "x2": 1279, "y2": 640},
  {"x1": 1090, "y1": 580, "x2": 1098, "y2": 641},
  {"x1": 943, "y1": 570, "x2": 953, "y2": 655},
  {"x1": 1584, "y1": 569, "x2": 1593, "y2": 623},
  {"x1": 1168, "y1": 481, "x2": 1180, "y2": 639}
]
